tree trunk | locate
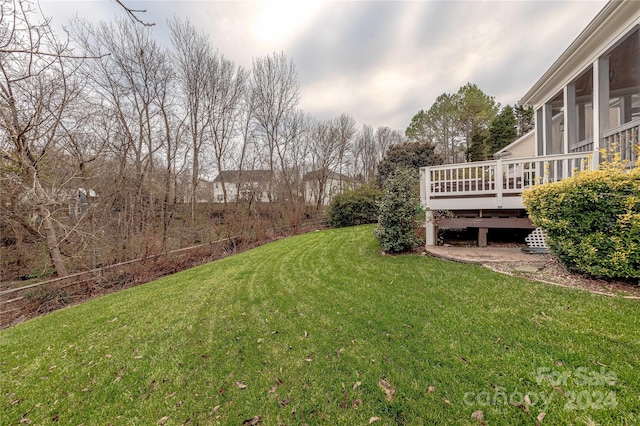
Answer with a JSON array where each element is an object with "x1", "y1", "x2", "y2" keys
[{"x1": 29, "y1": 165, "x2": 68, "y2": 277}]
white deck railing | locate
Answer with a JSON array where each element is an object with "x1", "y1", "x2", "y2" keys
[
  {"x1": 603, "y1": 119, "x2": 639, "y2": 165},
  {"x1": 421, "y1": 122, "x2": 639, "y2": 211},
  {"x1": 421, "y1": 152, "x2": 592, "y2": 210}
]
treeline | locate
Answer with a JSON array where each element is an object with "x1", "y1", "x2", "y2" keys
[
  {"x1": 405, "y1": 83, "x2": 534, "y2": 163},
  {"x1": 0, "y1": 1, "x2": 532, "y2": 280},
  {"x1": 0, "y1": 1, "x2": 404, "y2": 278}
]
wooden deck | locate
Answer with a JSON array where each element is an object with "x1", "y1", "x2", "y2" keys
[
  {"x1": 420, "y1": 121, "x2": 639, "y2": 246},
  {"x1": 420, "y1": 152, "x2": 592, "y2": 210},
  {"x1": 420, "y1": 120, "x2": 639, "y2": 212}
]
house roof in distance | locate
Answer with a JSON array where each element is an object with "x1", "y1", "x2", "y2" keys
[
  {"x1": 302, "y1": 169, "x2": 352, "y2": 182},
  {"x1": 213, "y1": 170, "x2": 272, "y2": 183}
]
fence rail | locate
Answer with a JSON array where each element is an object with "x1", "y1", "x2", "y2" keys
[
  {"x1": 1, "y1": 215, "x2": 330, "y2": 329},
  {"x1": 0, "y1": 237, "x2": 240, "y2": 328}
]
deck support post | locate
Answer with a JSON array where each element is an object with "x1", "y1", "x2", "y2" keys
[
  {"x1": 478, "y1": 228, "x2": 488, "y2": 248},
  {"x1": 425, "y1": 209, "x2": 436, "y2": 246}
]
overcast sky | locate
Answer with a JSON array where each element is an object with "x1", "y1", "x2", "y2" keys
[{"x1": 41, "y1": 0, "x2": 607, "y2": 131}]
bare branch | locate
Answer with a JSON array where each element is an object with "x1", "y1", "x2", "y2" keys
[{"x1": 114, "y1": 0, "x2": 155, "y2": 27}]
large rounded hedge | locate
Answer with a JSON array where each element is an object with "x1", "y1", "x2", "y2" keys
[
  {"x1": 327, "y1": 185, "x2": 382, "y2": 228},
  {"x1": 523, "y1": 162, "x2": 640, "y2": 280}
]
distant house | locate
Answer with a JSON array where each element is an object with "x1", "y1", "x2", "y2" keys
[
  {"x1": 303, "y1": 169, "x2": 356, "y2": 206},
  {"x1": 68, "y1": 188, "x2": 98, "y2": 219},
  {"x1": 420, "y1": 0, "x2": 640, "y2": 247},
  {"x1": 212, "y1": 170, "x2": 272, "y2": 203}
]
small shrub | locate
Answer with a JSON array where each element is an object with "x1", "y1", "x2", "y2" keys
[
  {"x1": 327, "y1": 185, "x2": 382, "y2": 228},
  {"x1": 374, "y1": 168, "x2": 421, "y2": 253},
  {"x1": 523, "y1": 160, "x2": 640, "y2": 279}
]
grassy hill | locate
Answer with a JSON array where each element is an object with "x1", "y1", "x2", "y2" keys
[{"x1": 1, "y1": 225, "x2": 639, "y2": 424}]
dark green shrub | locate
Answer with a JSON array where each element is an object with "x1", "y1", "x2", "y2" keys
[
  {"x1": 327, "y1": 185, "x2": 382, "y2": 228},
  {"x1": 376, "y1": 141, "x2": 443, "y2": 188},
  {"x1": 374, "y1": 168, "x2": 421, "y2": 253},
  {"x1": 523, "y1": 162, "x2": 640, "y2": 280}
]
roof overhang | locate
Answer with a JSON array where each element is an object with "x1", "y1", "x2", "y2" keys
[{"x1": 520, "y1": 0, "x2": 640, "y2": 108}]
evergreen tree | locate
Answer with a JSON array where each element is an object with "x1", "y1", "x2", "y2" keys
[
  {"x1": 405, "y1": 83, "x2": 498, "y2": 164},
  {"x1": 375, "y1": 141, "x2": 443, "y2": 188},
  {"x1": 515, "y1": 104, "x2": 535, "y2": 137},
  {"x1": 466, "y1": 105, "x2": 518, "y2": 161},
  {"x1": 374, "y1": 168, "x2": 421, "y2": 253}
]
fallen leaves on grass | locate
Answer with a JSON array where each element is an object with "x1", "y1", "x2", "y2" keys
[
  {"x1": 353, "y1": 381, "x2": 362, "y2": 391},
  {"x1": 369, "y1": 417, "x2": 380, "y2": 424},
  {"x1": 427, "y1": 385, "x2": 436, "y2": 394},
  {"x1": 536, "y1": 412, "x2": 546, "y2": 425},
  {"x1": 278, "y1": 397, "x2": 291, "y2": 407},
  {"x1": 268, "y1": 377, "x2": 283, "y2": 395},
  {"x1": 378, "y1": 379, "x2": 396, "y2": 402},
  {"x1": 471, "y1": 410, "x2": 484, "y2": 421},
  {"x1": 158, "y1": 415, "x2": 169, "y2": 424},
  {"x1": 512, "y1": 400, "x2": 530, "y2": 414},
  {"x1": 236, "y1": 381, "x2": 247, "y2": 389},
  {"x1": 242, "y1": 415, "x2": 261, "y2": 425}
]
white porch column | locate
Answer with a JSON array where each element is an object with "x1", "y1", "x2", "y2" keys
[
  {"x1": 564, "y1": 84, "x2": 577, "y2": 153},
  {"x1": 535, "y1": 107, "x2": 544, "y2": 157},
  {"x1": 542, "y1": 103, "x2": 553, "y2": 156},
  {"x1": 593, "y1": 56, "x2": 610, "y2": 169},
  {"x1": 577, "y1": 103, "x2": 586, "y2": 142}
]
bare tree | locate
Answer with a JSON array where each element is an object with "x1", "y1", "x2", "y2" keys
[
  {"x1": 308, "y1": 119, "x2": 341, "y2": 209},
  {"x1": 251, "y1": 52, "x2": 300, "y2": 202},
  {"x1": 231, "y1": 86, "x2": 260, "y2": 203},
  {"x1": 169, "y1": 18, "x2": 211, "y2": 223},
  {"x1": 0, "y1": 0, "x2": 88, "y2": 276},
  {"x1": 332, "y1": 113, "x2": 357, "y2": 191},
  {"x1": 353, "y1": 124, "x2": 377, "y2": 184},
  {"x1": 205, "y1": 54, "x2": 248, "y2": 204},
  {"x1": 73, "y1": 17, "x2": 171, "y2": 258}
]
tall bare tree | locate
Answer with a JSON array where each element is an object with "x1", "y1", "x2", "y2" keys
[
  {"x1": 206, "y1": 54, "x2": 248, "y2": 204},
  {"x1": 73, "y1": 17, "x2": 171, "y2": 258},
  {"x1": 0, "y1": 0, "x2": 88, "y2": 276},
  {"x1": 333, "y1": 113, "x2": 357, "y2": 191},
  {"x1": 308, "y1": 119, "x2": 341, "y2": 209},
  {"x1": 251, "y1": 52, "x2": 300, "y2": 201},
  {"x1": 169, "y1": 18, "x2": 211, "y2": 222}
]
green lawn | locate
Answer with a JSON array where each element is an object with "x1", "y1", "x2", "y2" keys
[{"x1": 1, "y1": 225, "x2": 639, "y2": 425}]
